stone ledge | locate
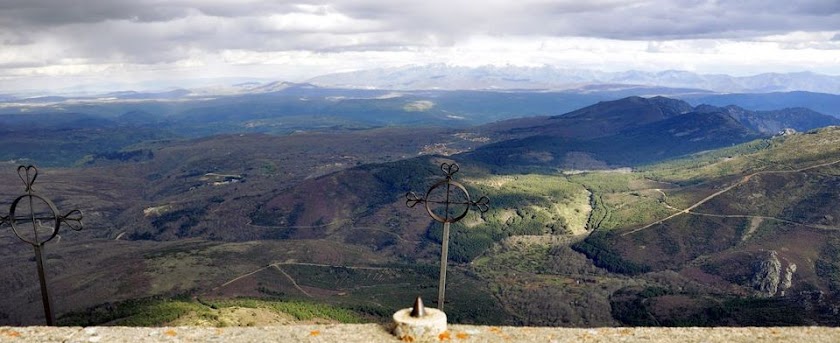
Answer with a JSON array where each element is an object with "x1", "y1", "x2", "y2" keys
[{"x1": 2, "y1": 325, "x2": 840, "y2": 342}]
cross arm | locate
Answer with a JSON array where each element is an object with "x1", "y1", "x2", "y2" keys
[
  {"x1": 471, "y1": 196, "x2": 490, "y2": 213},
  {"x1": 61, "y1": 209, "x2": 84, "y2": 231},
  {"x1": 406, "y1": 192, "x2": 425, "y2": 208}
]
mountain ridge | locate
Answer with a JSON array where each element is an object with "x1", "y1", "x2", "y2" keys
[
  {"x1": 306, "y1": 64, "x2": 840, "y2": 94},
  {"x1": 465, "y1": 96, "x2": 839, "y2": 170}
]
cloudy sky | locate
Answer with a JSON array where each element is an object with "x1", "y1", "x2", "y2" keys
[{"x1": 1, "y1": 0, "x2": 839, "y2": 93}]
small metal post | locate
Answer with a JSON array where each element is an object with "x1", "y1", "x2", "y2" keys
[
  {"x1": 406, "y1": 162, "x2": 489, "y2": 311},
  {"x1": 0, "y1": 166, "x2": 83, "y2": 325},
  {"x1": 410, "y1": 296, "x2": 426, "y2": 318}
]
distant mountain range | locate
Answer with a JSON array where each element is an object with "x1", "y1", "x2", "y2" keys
[
  {"x1": 464, "y1": 96, "x2": 840, "y2": 170},
  {"x1": 2, "y1": 81, "x2": 839, "y2": 167},
  {"x1": 306, "y1": 64, "x2": 840, "y2": 94}
]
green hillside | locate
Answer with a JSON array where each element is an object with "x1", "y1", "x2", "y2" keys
[{"x1": 570, "y1": 127, "x2": 840, "y2": 325}]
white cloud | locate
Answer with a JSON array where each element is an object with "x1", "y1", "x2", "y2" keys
[{"x1": 258, "y1": 5, "x2": 383, "y2": 33}]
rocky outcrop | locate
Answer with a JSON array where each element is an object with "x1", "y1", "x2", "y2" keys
[
  {"x1": 751, "y1": 251, "x2": 782, "y2": 296},
  {"x1": 779, "y1": 263, "x2": 797, "y2": 296},
  {"x1": 750, "y1": 250, "x2": 796, "y2": 297}
]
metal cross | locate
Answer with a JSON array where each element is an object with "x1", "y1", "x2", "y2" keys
[
  {"x1": 406, "y1": 162, "x2": 489, "y2": 310},
  {"x1": 0, "y1": 165, "x2": 83, "y2": 325}
]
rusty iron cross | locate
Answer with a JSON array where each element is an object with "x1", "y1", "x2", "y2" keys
[
  {"x1": 406, "y1": 162, "x2": 489, "y2": 311},
  {"x1": 0, "y1": 165, "x2": 83, "y2": 325}
]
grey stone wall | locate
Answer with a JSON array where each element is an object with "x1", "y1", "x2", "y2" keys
[{"x1": 2, "y1": 325, "x2": 840, "y2": 342}]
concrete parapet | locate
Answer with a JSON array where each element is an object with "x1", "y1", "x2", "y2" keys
[{"x1": 2, "y1": 325, "x2": 840, "y2": 342}]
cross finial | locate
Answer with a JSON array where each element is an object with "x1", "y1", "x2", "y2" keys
[
  {"x1": 1, "y1": 165, "x2": 83, "y2": 325},
  {"x1": 404, "y1": 162, "x2": 490, "y2": 224},
  {"x1": 405, "y1": 162, "x2": 489, "y2": 311}
]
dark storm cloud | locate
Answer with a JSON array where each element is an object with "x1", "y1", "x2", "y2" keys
[
  {"x1": 3, "y1": 1, "x2": 838, "y2": 36},
  {"x1": 328, "y1": 0, "x2": 840, "y2": 40},
  {"x1": 495, "y1": 0, "x2": 838, "y2": 40},
  {"x1": 752, "y1": 0, "x2": 840, "y2": 16},
  {"x1": 0, "y1": 0, "x2": 189, "y2": 25},
  {"x1": 0, "y1": 0, "x2": 837, "y2": 68}
]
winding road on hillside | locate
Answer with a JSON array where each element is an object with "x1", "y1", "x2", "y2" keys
[
  {"x1": 272, "y1": 265, "x2": 313, "y2": 297},
  {"x1": 622, "y1": 158, "x2": 840, "y2": 236},
  {"x1": 214, "y1": 261, "x2": 398, "y2": 295}
]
